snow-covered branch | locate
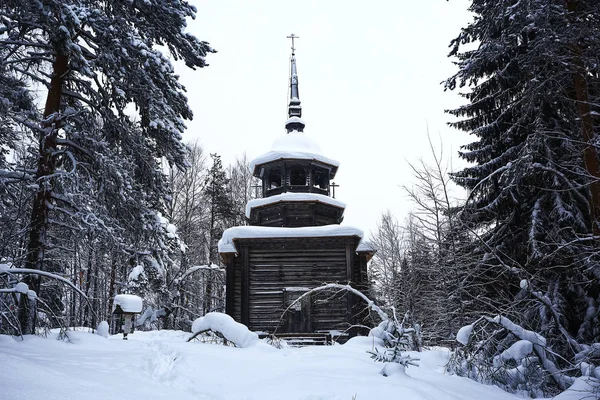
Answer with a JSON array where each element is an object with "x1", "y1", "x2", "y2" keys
[
  {"x1": 0, "y1": 266, "x2": 87, "y2": 299},
  {"x1": 283, "y1": 283, "x2": 389, "y2": 323}
]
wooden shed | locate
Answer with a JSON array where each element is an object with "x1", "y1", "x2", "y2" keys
[{"x1": 219, "y1": 43, "x2": 374, "y2": 340}]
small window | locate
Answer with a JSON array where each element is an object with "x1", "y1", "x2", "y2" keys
[
  {"x1": 289, "y1": 166, "x2": 307, "y2": 186},
  {"x1": 312, "y1": 168, "x2": 329, "y2": 190},
  {"x1": 269, "y1": 168, "x2": 281, "y2": 189}
]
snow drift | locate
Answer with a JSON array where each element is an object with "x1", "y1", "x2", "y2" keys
[{"x1": 191, "y1": 312, "x2": 258, "y2": 348}]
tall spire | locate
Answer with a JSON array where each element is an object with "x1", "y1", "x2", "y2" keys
[{"x1": 285, "y1": 33, "x2": 305, "y2": 133}]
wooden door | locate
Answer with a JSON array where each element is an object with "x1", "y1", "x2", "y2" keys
[{"x1": 283, "y1": 288, "x2": 312, "y2": 333}]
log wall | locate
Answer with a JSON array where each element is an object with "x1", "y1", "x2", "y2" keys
[{"x1": 225, "y1": 236, "x2": 367, "y2": 334}]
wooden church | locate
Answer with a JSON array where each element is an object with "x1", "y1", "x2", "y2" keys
[{"x1": 219, "y1": 37, "x2": 374, "y2": 341}]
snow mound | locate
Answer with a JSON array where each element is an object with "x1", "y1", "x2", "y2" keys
[
  {"x1": 344, "y1": 335, "x2": 382, "y2": 348},
  {"x1": 552, "y1": 377, "x2": 599, "y2": 400},
  {"x1": 191, "y1": 312, "x2": 258, "y2": 348},
  {"x1": 381, "y1": 363, "x2": 407, "y2": 377},
  {"x1": 96, "y1": 321, "x2": 109, "y2": 338},
  {"x1": 113, "y1": 294, "x2": 143, "y2": 313}
]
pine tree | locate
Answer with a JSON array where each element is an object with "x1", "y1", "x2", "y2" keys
[
  {"x1": 446, "y1": 0, "x2": 600, "y2": 392},
  {"x1": 1, "y1": 0, "x2": 215, "y2": 333}
]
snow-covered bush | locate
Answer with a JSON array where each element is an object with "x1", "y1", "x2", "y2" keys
[
  {"x1": 448, "y1": 315, "x2": 598, "y2": 397},
  {"x1": 188, "y1": 312, "x2": 258, "y2": 348},
  {"x1": 369, "y1": 310, "x2": 420, "y2": 368},
  {"x1": 369, "y1": 309, "x2": 422, "y2": 351}
]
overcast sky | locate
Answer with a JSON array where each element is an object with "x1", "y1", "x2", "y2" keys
[{"x1": 178, "y1": 0, "x2": 473, "y2": 239}]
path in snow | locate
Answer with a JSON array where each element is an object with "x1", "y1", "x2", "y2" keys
[{"x1": 0, "y1": 330, "x2": 572, "y2": 400}]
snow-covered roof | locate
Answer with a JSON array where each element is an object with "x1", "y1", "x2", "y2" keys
[
  {"x1": 245, "y1": 193, "x2": 346, "y2": 218},
  {"x1": 113, "y1": 294, "x2": 143, "y2": 313},
  {"x1": 356, "y1": 240, "x2": 376, "y2": 253},
  {"x1": 249, "y1": 131, "x2": 340, "y2": 174},
  {"x1": 285, "y1": 116, "x2": 305, "y2": 125},
  {"x1": 218, "y1": 225, "x2": 365, "y2": 253}
]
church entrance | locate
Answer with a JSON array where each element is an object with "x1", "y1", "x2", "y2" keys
[{"x1": 283, "y1": 288, "x2": 312, "y2": 333}]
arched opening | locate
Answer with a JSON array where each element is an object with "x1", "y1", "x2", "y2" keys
[
  {"x1": 312, "y1": 167, "x2": 329, "y2": 192},
  {"x1": 289, "y1": 166, "x2": 307, "y2": 186},
  {"x1": 268, "y1": 168, "x2": 282, "y2": 189}
]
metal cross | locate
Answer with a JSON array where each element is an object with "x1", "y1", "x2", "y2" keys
[
  {"x1": 287, "y1": 33, "x2": 299, "y2": 54},
  {"x1": 330, "y1": 181, "x2": 339, "y2": 199}
]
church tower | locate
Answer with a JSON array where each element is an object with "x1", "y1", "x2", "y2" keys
[
  {"x1": 219, "y1": 37, "x2": 374, "y2": 342},
  {"x1": 247, "y1": 36, "x2": 344, "y2": 228}
]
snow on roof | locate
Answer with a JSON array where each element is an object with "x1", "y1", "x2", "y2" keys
[
  {"x1": 218, "y1": 225, "x2": 364, "y2": 253},
  {"x1": 245, "y1": 193, "x2": 346, "y2": 218},
  {"x1": 285, "y1": 116, "x2": 305, "y2": 125},
  {"x1": 113, "y1": 294, "x2": 143, "y2": 313},
  {"x1": 356, "y1": 240, "x2": 376, "y2": 253},
  {"x1": 249, "y1": 131, "x2": 340, "y2": 173}
]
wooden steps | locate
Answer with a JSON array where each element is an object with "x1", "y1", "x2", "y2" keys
[
  {"x1": 260, "y1": 332, "x2": 330, "y2": 346},
  {"x1": 260, "y1": 332, "x2": 350, "y2": 347}
]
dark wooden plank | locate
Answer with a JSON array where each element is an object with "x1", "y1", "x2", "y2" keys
[
  {"x1": 241, "y1": 245, "x2": 250, "y2": 326},
  {"x1": 225, "y1": 256, "x2": 235, "y2": 317}
]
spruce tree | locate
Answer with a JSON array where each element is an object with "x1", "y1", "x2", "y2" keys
[{"x1": 446, "y1": 0, "x2": 600, "y2": 391}]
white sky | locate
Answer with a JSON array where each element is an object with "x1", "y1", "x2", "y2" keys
[{"x1": 178, "y1": 0, "x2": 473, "y2": 239}]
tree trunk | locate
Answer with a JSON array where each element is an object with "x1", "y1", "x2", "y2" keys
[
  {"x1": 107, "y1": 251, "x2": 118, "y2": 318},
  {"x1": 566, "y1": 0, "x2": 600, "y2": 236},
  {"x1": 83, "y1": 244, "x2": 93, "y2": 326},
  {"x1": 18, "y1": 53, "x2": 69, "y2": 335},
  {"x1": 91, "y1": 260, "x2": 99, "y2": 328}
]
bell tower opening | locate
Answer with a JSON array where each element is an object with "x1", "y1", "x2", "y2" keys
[
  {"x1": 268, "y1": 168, "x2": 282, "y2": 189},
  {"x1": 289, "y1": 166, "x2": 307, "y2": 186},
  {"x1": 312, "y1": 167, "x2": 329, "y2": 194}
]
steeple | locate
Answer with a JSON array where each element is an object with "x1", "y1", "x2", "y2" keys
[{"x1": 285, "y1": 34, "x2": 305, "y2": 133}]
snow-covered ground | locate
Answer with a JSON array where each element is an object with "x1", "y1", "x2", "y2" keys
[{"x1": 0, "y1": 330, "x2": 592, "y2": 400}]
